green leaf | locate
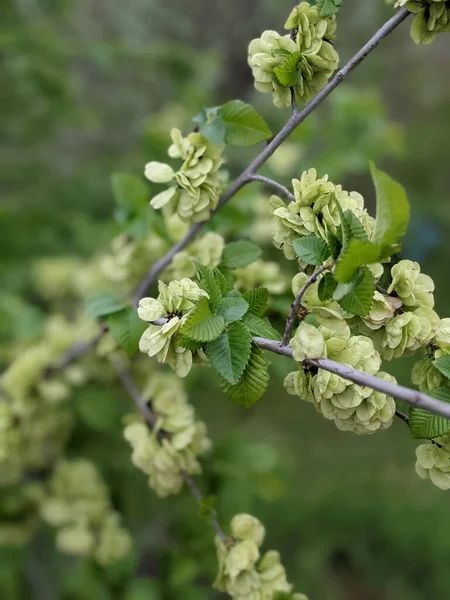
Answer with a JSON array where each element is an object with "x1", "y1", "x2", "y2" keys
[
  {"x1": 200, "y1": 117, "x2": 226, "y2": 147},
  {"x1": 273, "y1": 52, "x2": 301, "y2": 87},
  {"x1": 334, "y1": 267, "x2": 374, "y2": 317},
  {"x1": 106, "y1": 307, "x2": 147, "y2": 356},
  {"x1": 293, "y1": 235, "x2": 330, "y2": 266},
  {"x1": 316, "y1": 0, "x2": 342, "y2": 17},
  {"x1": 335, "y1": 239, "x2": 382, "y2": 283},
  {"x1": 181, "y1": 297, "x2": 225, "y2": 342},
  {"x1": 221, "y1": 241, "x2": 262, "y2": 269},
  {"x1": 219, "y1": 100, "x2": 272, "y2": 146},
  {"x1": 410, "y1": 388, "x2": 450, "y2": 439},
  {"x1": 318, "y1": 272, "x2": 337, "y2": 302},
  {"x1": 216, "y1": 293, "x2": 249, "y2": 324},
  {"x1": 434, "y1": 356, "x2": 450, "y2": 380},
  {"x1": 220, "y1": 342, "x2": 269, "y2": 408},
  {"x1": 196, "y1": 265, "x2": 223, "y2": 312},
  {"x1": 111, "y1": 173, "x2": 148, "y2": 211},
  {"x1": 243, "y1": 313, "x2": 281, "y2": 341},
  {"x1": 85, "y1": 292, "x2": 126, "y2": 319},
  {"x1": 327, "y1": 231, "x2": 342, "y2": 260},
  {"x1": 342, "y1": 209, "x2": 368, "y2": 244},
  {"x1": 205, "y1": 322, "x2": 252, "y2": 384},
  {"x1": 177, "y1": 336, "x2": 205, "y2": 351},
  {"x1": 125, "y1": 579, "x2": 161, "y2": 600},
  {"x1": 370, "y1": 161, "x2": 410, "y2": 249},
  {"x1": 243, "y1": 288, "x2": 269, "y2": 317}
]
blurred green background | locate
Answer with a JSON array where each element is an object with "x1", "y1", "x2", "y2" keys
[{"x1": 1, "y1": 0, "x2": 450, "y2": 598}]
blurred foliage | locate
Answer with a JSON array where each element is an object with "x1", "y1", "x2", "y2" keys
[{"x1": 1, "y1": 0, "x2": 450, "y2": 598}]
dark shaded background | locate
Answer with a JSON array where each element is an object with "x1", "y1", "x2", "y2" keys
[{"x1": 1, "y1": 0, "x2": 450, "y2": 598}]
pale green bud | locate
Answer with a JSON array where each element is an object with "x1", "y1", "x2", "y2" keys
[
  {"x1": 291, "y1": 322, "x2": 327, "y2": 361},
  {"x1": 415, "y1": 443, "x2": 450, "y2": 490},
  {"x1": 412, "y1": 358, "x2": 446, "y2": 394},
  {"x1": 56, "y1": 523, "x2": 95, "y2": 557},
  {"x1": 284, "y1": 369, "x2": 313, "y2": 402},
  {"x1": 231, "y1": 514, "x2": 266, "y2": 547},
  {"x1": 224, "y1": 540, "x2": 260, "y2": 579},
  {"x1": 435, "y1": 318, "x2": 450, "y2": 350},
  {"x1": 388, "y1": 260, "x2": 435, "y2": 309},
  {"x1": 362, "y1": 291, "x2": 402, "y2": 331}
]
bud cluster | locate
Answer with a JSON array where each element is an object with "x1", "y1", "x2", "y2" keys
[
  {"x1": 40, "y1": 459, "x2": 132, "y2": 565},
  {"x1": 214, "y1": 513, "x2": 308, "y2": 599},
  {"x1": 123, "y1": 373, "x2": 211, "y2": 497},
  {"x1": 145, "y1": 128, "x2": 226, "y2": 223},
  {"x1": 248, "y1": 3, "x2": 338, "y2": 108}
]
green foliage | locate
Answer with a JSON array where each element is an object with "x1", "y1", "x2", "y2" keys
[
  {"x1": 181, "y1": 297, "x2": 226, "y2": 342},
  {"x1": 316, "y1": 0, "x2": 342, "y2": 17},
  {"x1": 221, "y1": 241, "x2": 262, "y2": 269},
  {"x1": 85, "y1": 292, "x2": 126, "y2": 319},
  {"x1": 273, "y1": 53, "x2": 302, "y2": 87},
  {"x1": 335, "y1": 239, "x2": 381, "y2": 283},
  {"x1": 318, "y1": 272, "x2": 337, "y2": 302},
  {"x1": 293, "y1": 236, "x2": 330, "y2": 266},
  {"x1": 197, "y1": 265, "x2": 225, "y2": 312},
  {"x1": 370, "y1": 161, "x2": 410, "y2": 251},
  {"x1": 111, "y1": 173, "x2": 148, "y2": 212},
  {"x1": 220, "y1": 343, "x2": 269, "y2": 407},
  {"x1": 434, "y1": 356, "x2": 450, "y2": 380},
  {"x1": 106, "y1": 307, "x2": 147, "y2": 356},
  {"x1": 242, "y1": 313, "x2": 282, "y2": 341},
  {"x1": 243, "y1": 288, "x2": 269, "y2": 317},
  {"x1": 216, "y1": 292, "x2": 249, "y2": 324},
  {"x1": 74, "y1": 386, "x2": 125, "y2": 433},
  {"x1": 333, "y1": 267, "x2": 375, "y2": 316},
  {"x1": 206, "y1": 322, "x2": 252, "y2": 384},
  {"x1": 409, "y1": 388, "x2": 450, "y2": 439},
  {"x1": 193, "y1": 100, "x2": 272, "y2": 147}
]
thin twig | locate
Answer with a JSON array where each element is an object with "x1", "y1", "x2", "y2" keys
[
  {"x1": 253, "y1": 336, "x2": 450, "y2": 420},
  {"x1": 281, "y1": 263, "x2": 332, "y2": 345},
  {"x1": 45, "y1": 325, "x2": 108, "y2": 376},
  {"x1": 111, "y1": 360, "x2": 227, "y2": 543},
  {"x1": 248, "y1": 174, "x2": 295, "y2": 203},
  {"x1": 395, "y1": 410, "x2": 410, "y2": 424},
  {"x1": 134, "y1": 8, "x2": 410, "y2": 301}
]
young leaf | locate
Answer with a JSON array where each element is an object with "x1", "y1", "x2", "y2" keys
[
  {"x1": 243, "y1": 313, "x2": 281, "y2": 341},
  {"x1": 85, "y1": 292, "x2": 126, "y2": 319},
  {"x1": 200, "y1": 117, "x2": 227, "y2": 147},
  {"x1": 327, "y1": 231, "x2": 342, "y2": 260},
  {"x1": 293, "y1": 235, "x2": 330, "y2": 266},
  {"x1": 409, "y1": 388, "x2": 450, "y2": 439},
  {"x1": 216, "y1": 293, "x2": 249, "y2": 324},
  {"x1": 181, "y1": 297, "x2": 225, "y2": 342},
  {"x1": 196, "y1": 265, "x2": 223, "y2": 312},
  {"x1": 334, "y1": 267, "x2": 374, "y2": 317},
  {"x1": 370, "y1": 161, "x2": 410, "y2": 249},
  {"x1": 434, "y1": 356, "x2": 450, "y2": 380},
  {"x1": 342, "y1": 210, "x2": 368, "y2": 244},
  {"x1": 318, "y1": 272, "x2": 337, "y2": 302},
  {"x1": 178, "y1": 336, "x2": 205, "y2": 351},
  {"x1": 219, "y1": 100, "x2": 272, "y2": 146},
  {"x1": 243, "y1": 288, "x2": 269, "y2": 317},
  {"x1": 334, "y1": 239, "x2": 382, "y2": 283},
  {"x1": 205, "y1": 322, "x2": 252, "y2": 384},
  {"x1": 316, "y1": 0, "x2": 342, "y2": 17},
  {"x1": 273, "y1": 52, "x2": 301, "y2": 87},
  {"x1": 220, "y1": 342, "x2": 269, "y2": 408},
  {"x1": 111, "y1": 173, "x2": 148, "y2": 212},
  {"x1": 106, "y1": 307, "x2": 147, "y2": 356},
  {"x1": 221, "y1": 241, "x2": 262, "y2": 270}
]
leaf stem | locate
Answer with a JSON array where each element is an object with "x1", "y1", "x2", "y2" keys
[
  {"x1": 248, "y1": 175, "x2": 295, "y2": 203},
  {"x1": 281, "y1": 262, "x2": 333, "y2": 346}
]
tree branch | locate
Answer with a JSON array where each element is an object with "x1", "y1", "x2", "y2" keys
[
  {"x1": 111, "y1": 360, "x2": 227, "y2": 543},
  {"x1": 135, "y1": 8, "x2": 410, "y2": 300},
  {"x1": 281, "y1": 263, "x2": 333, "y2": 346},
  {"x1": 248, "y1": 175, "x2": 295, "y2": 203},
  {"x1": 253, "y1": 336, "x2": 450, "y2": 420}
]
